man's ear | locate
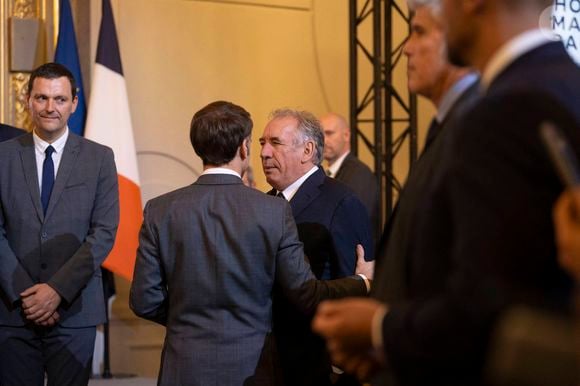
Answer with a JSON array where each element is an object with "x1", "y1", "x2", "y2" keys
[
  {"x1": 240, "y1": 138, "x2": 250, "y2": 160},
  {"x1": 301, "y1": 140, "x2": 316, "y2": 163},
  {"x1": 71, "y1": 95, "x2": 78, "y2": 114}
]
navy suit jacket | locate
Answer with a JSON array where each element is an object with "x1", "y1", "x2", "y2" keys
[
  {"x1": 378, "y1": 42, "x2": 580, "y2": 386},
  {"x1": 335, "y1": 153, "x2": 380, "y2": 239},
  {"x1": 0, "y1": 124, "x2": 25, "y2": 142},
  {"x1": 374, "y1": 80, "x2": 480, "y2": 306},
  {"x1": 272, "y1": 167, "x2": 373, "y2": 386}
]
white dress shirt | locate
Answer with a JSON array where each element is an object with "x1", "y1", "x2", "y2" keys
[
  {"x1": 201, "y1": 167, "x2": 241, "y2": 179},
  {"x1": 277, "y1": 165, "x2": 319, "y2": 201},
  {"x1": 327, "y1": 151, "x2": 350, "y2": 178}
]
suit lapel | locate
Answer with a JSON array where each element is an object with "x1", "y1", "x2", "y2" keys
[
  {"x1": 289, "y1": 168, "x2": 324, "y2": 218},
  {"x1": 19, "y1": 134, "x2": 43, "y2": 222},
  {"x1": 44, "y1": 134, "x2": 81, "y2": 220}
]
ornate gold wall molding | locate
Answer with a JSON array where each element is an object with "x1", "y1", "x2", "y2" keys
[
  {"x1": 13, "y1": 0, "x2": 38, "y2": 18},
  {"x1": 5, "y1": 0, "x2": 45, "y2": 131},
  {"x1": 10, "y1": 73, "x2": 32, "y2": 130}
]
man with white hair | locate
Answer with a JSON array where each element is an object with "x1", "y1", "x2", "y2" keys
[{"x1": 260, "y1": 108, "x2": 374, "y2": 386}]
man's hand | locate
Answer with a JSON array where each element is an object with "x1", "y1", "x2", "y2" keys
[
  {"x1": 355, "y1": 244, "x2": 374, "y2": 279},
  {"x1": 553, "y1": 188, "x2": 580, "y2": 280},
  {"x1": 20, "y1": 283, "x2": 62, "y2": 324},
  {"x1": 36, "y1": 311, "x2": 60, "y2": 327},
  {"x1": 312, "y1": 298, "x2": 386, "y2": 380}
]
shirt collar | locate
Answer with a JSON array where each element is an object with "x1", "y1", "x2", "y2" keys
[
  {"x1": 481, "y1": 29, "x2": 555, "y2": 90},
  {"x1": 280, "y1": 165, "x2": 319, "y2": 201},
  {"x1": 201, "y1": 167, "x2": 241, "y2": 179},
  {"x1": 33, "y1": 127, "x2": 69, "y2": 155},
  {"x1": 436, "y1": 72, "x2": 479, "y2": 123},
  {"x1": 328, "y1": 151, "x2": 350, "y2": 178}
]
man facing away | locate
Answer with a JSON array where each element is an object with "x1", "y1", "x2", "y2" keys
[
  {"x1": 260, "y1": 109, "x2": 374, "y2": 386},
  {"x1": 313, "y1": 0, "x2": 579, "y2": 384},
  {"x1": 0, "y1": 62, "x2": 119, "y2": 386},
  {"x1": 129, "y1": 101, "x2": 372, "y2": 386},
  {"x1": 320, "y1": 112, "x2": 379, "y2": 237}
]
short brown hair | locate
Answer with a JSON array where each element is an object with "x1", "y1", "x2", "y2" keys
[{"x1": 190, "y1": 101, "x2": 253, "y2": 166}]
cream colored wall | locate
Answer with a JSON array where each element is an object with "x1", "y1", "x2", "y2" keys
[
  {"x1": 90, "y1": 0, "x2": 349, "y2": 198},
  {"x1": 89, "y1": 0, "x2": 435, "y2": 201}
]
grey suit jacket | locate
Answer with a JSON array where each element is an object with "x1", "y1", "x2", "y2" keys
[
  {"x1": 0, "y1": 133, "x2": 119, "y2": 327},
  {"x1": 129, "y1": 174, "x2": 367, "y2": 386}
]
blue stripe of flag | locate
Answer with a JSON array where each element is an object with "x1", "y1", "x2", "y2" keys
[{"x1": 54, "y1": 0, "x2": 87, "y2": 136}]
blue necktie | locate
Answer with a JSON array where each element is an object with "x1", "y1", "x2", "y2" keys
[{"x1": 41, "y1": 145, "x2": 55, "y2": 214}]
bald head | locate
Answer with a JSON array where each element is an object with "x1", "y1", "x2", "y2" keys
[{"x1": 320, "y1": 113, "x2": 351, "y2": 166}]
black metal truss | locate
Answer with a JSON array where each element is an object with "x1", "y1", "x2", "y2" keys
[{"x1": 349, "y1": 0, "x2": 418, "y2": 231}]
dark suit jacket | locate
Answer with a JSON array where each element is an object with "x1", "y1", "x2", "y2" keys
[
  {"x1": 377, "y1": 42, "x2": 579, "y2": 386},
  {"x1": 335, "y1": 153, "x2": 379, "y2": 237},
  {"x1": 129, "y1": 174, "x2": 367, "y2": 386},
  {"x1": 0, "y1": 123, "x2": 25, "y2": 142},
  {"x1": 374, "y1": 80, "x2": 480, "y2": 305},
  {"x1": 0, "y1": 133, "x2": 119, "y2": 327},
  {"x1": 272, "y1": 167, "x2": 374, "y2": 386}
]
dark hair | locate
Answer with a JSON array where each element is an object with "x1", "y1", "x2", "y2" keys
[
  {"x1": 190, "y1": 101, "x2": 253, "y2": 166},
  {"x1": 27, "y1": 62, "x2": 77, "y2": 98}
]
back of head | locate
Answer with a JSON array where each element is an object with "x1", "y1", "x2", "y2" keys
[
  {"x1": 270, "y1": 108, "x2": 325, "y2": 166},
  {"x1": 28, "y1": 62, "x2": 77, "y2": 98},
  {"x1": 190, "y1": 101, "x2": 253, "y2": 166}
]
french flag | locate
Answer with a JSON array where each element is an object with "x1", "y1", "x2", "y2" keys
[{"x1": 85, "y1": 0, "x2": 141, "y2": 281}]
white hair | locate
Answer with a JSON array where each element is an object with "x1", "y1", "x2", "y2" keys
[{"x1": 407, "y1": 0, "x2": 442, "y2": 18}]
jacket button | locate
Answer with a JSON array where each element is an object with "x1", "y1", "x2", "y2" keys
[{"x1": 41, "y1": 263, "x2": 47, "y2": 269}]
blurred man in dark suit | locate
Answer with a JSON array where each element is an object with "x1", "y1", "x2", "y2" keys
[
  {"x1": 260, "y1": 109, "x2": 373, "y2": 386},
  {"x1": 0, "y1": 123, "x2": 25, "y2": 142},
  {"x1": 320, "y1": 112, "x2": 379, "y2": 237},
  {"x1": 313, "y1": 0, "x2": 579, "y2": 384}
]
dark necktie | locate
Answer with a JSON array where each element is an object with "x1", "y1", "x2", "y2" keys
[
  {"x1": 276, "y1": 191, "x2": 286, "y2": 200},
  {"x1": 424, "y1": 117, "x2": 441, "y2": 150},
  {"x1": 41, "y1": 145, "x2": 55, "y2": 214}
]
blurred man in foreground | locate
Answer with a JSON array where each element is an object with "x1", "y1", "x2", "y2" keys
[{"x1": 313, "y1": 0, "x2": 579, "y2": 384}]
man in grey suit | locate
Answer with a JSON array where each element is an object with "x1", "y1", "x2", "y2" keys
[
  {"x1": 129, "y1": 101, "x2": 372, "y2": 386},
  {"x1": 0, "y1": 63, "x2": 119, "y2": 386},
  {"x1": 320, "y1": 112, "x2": 379, "y2": 236}
]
